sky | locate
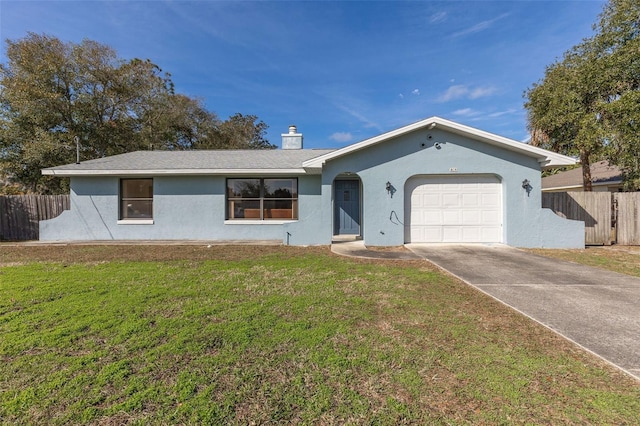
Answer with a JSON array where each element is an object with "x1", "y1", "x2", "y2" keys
[{"x1": 1, "y1": 0, "x2": 607, "y2": 149}]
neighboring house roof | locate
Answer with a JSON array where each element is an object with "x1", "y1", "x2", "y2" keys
[
  {"x1": 302, "y1": 116, "x2": 576, "y2": 170},
  {"x1": 542, "y1": 160, "x2": 623, "y2": 191},
  {"x1": 41, "y1": 149, "x2": 335, "y2": 176}
]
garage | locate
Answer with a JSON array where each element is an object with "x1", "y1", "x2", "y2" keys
[{"x1": 405, "y1": 175, "x2": 503, "y2": 243}]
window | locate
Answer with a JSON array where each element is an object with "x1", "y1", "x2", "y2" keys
[
  {"x1": 227, "y1": 178, "x2": 298, "y2": 220},
  {"x1": 120, "y1": 178, "x2": 153, "y2": 220}
]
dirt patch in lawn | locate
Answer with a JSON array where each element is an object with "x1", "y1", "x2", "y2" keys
[
  {"x1": 0, "y1": 244, "x2": 432, "y2": 270},
  {"x1": 0, "y1": 244, "x2": 315, "y2": 266}
]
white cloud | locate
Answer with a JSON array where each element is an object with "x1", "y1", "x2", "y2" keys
[
  {"x1": 452, "y1": 108, "x2": 477, "y2": 117},
  {"x1": 437, "y1": 84, "x2": 497, "y2": 102},
  {"x1": 330, "y1": 132, "x2": 353, "y2": 143},
  {"x1": 398, "y1": 93, "x2": 404, "y2": 99},
  {"x1": 488, "y1": 109, "x2": 517, "y2": 118},
  {"x1": 470, "y1": 86, "x2": 497, "y2": 99},
  {"x1": 411, "y1": 89, "x2": 420, "y2": 96},
  {"x1": 337, "y1": 105, "x2": 382, "y2": 131},
  {"x1": 437, "y1": 85, "x2": 469, "y2": 102},
  {"x1": 451, "y1": 13, "x2": 510, "y2": 38},
  {"x1": 429, "y1": 11, "x2": 447, "y2": 24}
]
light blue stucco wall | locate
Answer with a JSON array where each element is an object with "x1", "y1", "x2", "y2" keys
[
  {"x1": 318, "y1": 127, "x2": 583, "y2": 248},
  {"x1": 40, "y1": 127, "x2": 584, "y2": 248},
  {"x1": 40, "y1": 175, "x2": 324, "y2": 244}
]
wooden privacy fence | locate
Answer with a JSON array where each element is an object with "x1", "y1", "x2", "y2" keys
[
  {"x1": 542, "y1": 192, "x2": 612, "y2": 245},
  {"x1": 0, "y1": 195, "x2": 70, "y2": 241},
  {"x1": 542, "y1": 191, "x2": 640, "y2": 245},
  {"x1": 615, "y1": 192, "x2": 640, "y2": 245}
]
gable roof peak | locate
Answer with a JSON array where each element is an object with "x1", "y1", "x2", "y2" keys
[{"x1": 302, "y1": 116, "x2": 576, "y2": 170}]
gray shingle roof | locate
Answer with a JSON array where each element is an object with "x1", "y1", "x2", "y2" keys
[
  {"x1": 542, "y1": 160, "x2": 623, "y2": 190},
  {"x1": 42, "y1": 149, "x2": 336, "y2": 176}
]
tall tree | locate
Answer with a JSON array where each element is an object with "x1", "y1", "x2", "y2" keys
[
  {"x1": 0, "y1": 34, "x2": 172, "y2": 192},
  {"x1": 140, "y1": 94, "x2": 221, "y2": 151},
  {"x1": 525, "y1": 49, "x2": 607, "y2": 190},
  {"x1": 525, "y1": 0, "x2": 640, "y2": 190},
  {"x1": 200, "y1": 113, "x2": 274, "y2": 150},
  {"x1": 594, "y1": 0, "x2": 640, "y2": 189},
  {"x1": 0, "y1": 33, "x2": 273, "y2": 194}
]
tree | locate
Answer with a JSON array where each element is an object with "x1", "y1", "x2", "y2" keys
[
  {"x1": 0, "y1": 33, "x2": 273, "y2": 194},
  {"x1": 140, "y1": 94, "x2": 220, "y2": 151},
  {"x1": 592, "y1": 0, "x2": 640, "y2": 189},
  {"x1": 524, "y1": 0, "x2": 640, "y2": 190},
  {"x1": 0, "y1": 34, "x2": 172, "y2": 193},
  {"x1": 197, "y1": 113, "x2": 274, "y2": 150},
  {"x1": 525, "y1": 50, "x2": 606, "y2": 191}
]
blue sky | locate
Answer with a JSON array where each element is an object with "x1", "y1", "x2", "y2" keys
[{"x1": 1, "y1": 1, "x2": 606, "y2": 149}]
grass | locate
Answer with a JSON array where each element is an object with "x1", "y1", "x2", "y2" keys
[
  {"x1": 529, "y1": 245, "x2": 640, "y2": 278},
  {"x1": 1, "y1": 245, "x2": 639, "y2": 425}
]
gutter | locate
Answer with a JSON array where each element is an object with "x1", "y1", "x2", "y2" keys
[{"x1": 41, "y1": 168, "x2": 319, "y2": 177}]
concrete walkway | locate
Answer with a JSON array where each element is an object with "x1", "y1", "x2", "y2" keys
[
  {"x1": 331, "y1": 239, "x2": 421, "y2": 260},
  {"x1": 332, "y1": 241, "x2": 640, "y2": 380}
]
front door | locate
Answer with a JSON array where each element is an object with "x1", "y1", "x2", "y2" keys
[{"x1": 334, "y1": 180, "x2": 361, "y2": 235}]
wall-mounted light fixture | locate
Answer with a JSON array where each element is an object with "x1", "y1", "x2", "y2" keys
[
  {"x1": 385, "y1": 181, "x2": 396, "y2": 198},
  {"x1": 522, "y1": 179, "x2": 532, "y2": 196}
]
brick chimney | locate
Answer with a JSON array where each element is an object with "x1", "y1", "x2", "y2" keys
[{"x1": 282, "y1": 125, "x2": 303, "y2": 150}]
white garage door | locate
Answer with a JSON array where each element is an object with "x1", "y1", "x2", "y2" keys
[{"x1": 405, "y1": 175, "x2": 502, "y2": 243}]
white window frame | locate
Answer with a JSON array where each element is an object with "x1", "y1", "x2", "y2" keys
[{"x1": 118, "y1": 178, "x2": 154, "y2": 224}]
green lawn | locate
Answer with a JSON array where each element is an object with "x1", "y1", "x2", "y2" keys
[
  {"x1": 1, "y1": 245, "x2": 639, "y2": 424},
  {"x1": 530, "y1": 246, "x2": 640, "y2": 278}
]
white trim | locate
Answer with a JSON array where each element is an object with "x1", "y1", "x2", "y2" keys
[
  {"x1": 117, "y1": 219, "x2": 154, "y2": 225},
  {"x1": 302, "y1": 116, "x2": 576, "y2": 169},
  {"x1": 224, "y1": 220, "x2": 297, "y2": 225},
  {"x1": 41, "y1": 168, "x2": 312, "y2": 176}
]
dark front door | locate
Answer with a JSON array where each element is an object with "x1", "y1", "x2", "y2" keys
[{"x1": 334, "y1": 180, "x2": 361, "y2": 235}]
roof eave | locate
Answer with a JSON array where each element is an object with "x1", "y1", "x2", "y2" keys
[
  {"x1": 41, "y1": 168, "x2": 313, "y2": 177},
  {"x1": 302, "y1": 116, "x2": 577, "y2": 169},
  {"x1": 539, "y1": 156, "x2": 578, "y2": 169}
]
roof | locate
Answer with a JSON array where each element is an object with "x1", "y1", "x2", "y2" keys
[
  {"x1": 302, "y1": 116, "x2": 577, "y2": 170},
  {"x1": 42, "y1": 117, "x2": 577, "y2": 177},
  {"x1": 42, "y1": 149, "x2": 335, "y2": 176},
  {"x1": 542, "y1": 160, "x2": 623, "y2": 191}
]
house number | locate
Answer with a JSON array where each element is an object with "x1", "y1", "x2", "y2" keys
[{"x1": 449, "y1": 167, "x2": 458, "y2": 172}]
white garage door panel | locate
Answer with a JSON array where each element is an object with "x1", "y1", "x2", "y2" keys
[
  {"x1": 481, "y1": 210, "x2": 501, "y2": 224},
  {"x1": 462, "y1": 193, "x2": 479, "y2": 206},
  {"x1": 442, "y1": 210, "x2": 461, "y2": 224},
  {"x1": 423, "y1": 211, "x2": 440, "y2": 224},
  {"x1": 462, "y1": 210, "x2": 480, "y2": 224},
  {"x1": 405, "y1": 175, "x2": 503, "y2": 243}
]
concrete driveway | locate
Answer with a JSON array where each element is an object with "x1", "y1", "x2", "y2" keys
[{"x1": 406, "y1": 244, "x2": 640, "y2": 381}]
